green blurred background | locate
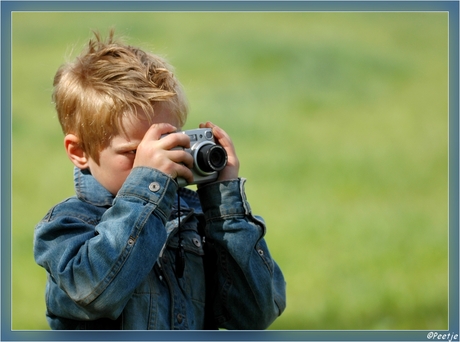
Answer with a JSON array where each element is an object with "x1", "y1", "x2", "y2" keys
[{"x1": 12, "y1": 11, "x2": 448, "y2": 330}]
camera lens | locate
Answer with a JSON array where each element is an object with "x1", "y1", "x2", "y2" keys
[
  {"x1": 208, "y1": 146, "x2": 226, "y2": 169},
  {"x1": 196, "y1": 144, "x2": 227, "y2": 173}
]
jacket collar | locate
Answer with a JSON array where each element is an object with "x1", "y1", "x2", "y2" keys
[{"x1": 73, "y1": 167, "x2": 114, "y2": 207}]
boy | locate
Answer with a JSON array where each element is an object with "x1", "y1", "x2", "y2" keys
[{"x1": 33, "y1": 30, "x2": 286, "y2": 330}]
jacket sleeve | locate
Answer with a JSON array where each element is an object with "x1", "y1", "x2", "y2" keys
[
  {"x1": 197, "y1": 178, "x2": 286, "y2": 329},
  {"x1": 33, "y1": 167, "x2": 177, "y2": 321}
]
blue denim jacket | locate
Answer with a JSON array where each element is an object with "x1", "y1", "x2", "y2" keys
[{"x1": 34, "y1": 166, "x2": 286, "y2": 330}]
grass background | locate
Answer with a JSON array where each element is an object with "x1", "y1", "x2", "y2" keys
[{"x1": 11, "y1": 11, "x2": 448, "y2": 330}]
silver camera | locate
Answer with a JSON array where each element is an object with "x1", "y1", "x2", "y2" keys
[{"x1": 163, "y1": 128, "x2": 228, "y2": 187}]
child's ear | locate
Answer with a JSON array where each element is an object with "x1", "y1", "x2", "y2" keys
[{"x1": 64, "y1": 134, "x2": 90, "y2": 169}]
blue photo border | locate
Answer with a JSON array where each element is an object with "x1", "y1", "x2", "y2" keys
[{"x1": 1, "y1": 1, "x2": 458, "y2": 341}]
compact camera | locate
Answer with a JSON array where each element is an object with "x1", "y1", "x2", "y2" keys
[{"x1": 162, "y1": 128, "x2": 228, "y2": 187}]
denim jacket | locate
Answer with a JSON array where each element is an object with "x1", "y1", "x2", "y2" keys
[{"x1": 34, "y1": 166, "x2": 286, "y2": 330}]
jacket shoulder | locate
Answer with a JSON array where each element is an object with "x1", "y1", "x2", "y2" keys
[{"x1": 39, "y1": 196, "x2": 106, "y2": 226}]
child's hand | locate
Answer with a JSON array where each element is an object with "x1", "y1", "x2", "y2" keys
[
  {"x1": 199, "y1": 122, "x2": 240, "y2": 182},
  {"x1": 133, "y1": 123, "x2": 194, "y2": 184}
]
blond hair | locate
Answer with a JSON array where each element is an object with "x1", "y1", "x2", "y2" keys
[{"x1": 53, "y1": 30, "x2": 188, "y2": 164}]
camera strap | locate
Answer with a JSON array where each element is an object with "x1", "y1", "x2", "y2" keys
[{"x1": 175, "y1": 189, "x2": 185, "y2": 278}]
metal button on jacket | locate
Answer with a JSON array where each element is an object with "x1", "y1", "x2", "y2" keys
[{"x1": 149, "y1": 182, "x2": 161, "y2": 192}]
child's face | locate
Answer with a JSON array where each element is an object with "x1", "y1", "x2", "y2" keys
[{"x1": 87, "y1": 105, "x2": 179, "y2": 195}]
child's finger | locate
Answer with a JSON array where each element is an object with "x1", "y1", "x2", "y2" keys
[
  {"x1": 143, "y1": 123, "x2": 177, "y2": 141},
  {"x1": 160, "y1": 132, "x2": 191, "y2": 150},
  {"x1": 200, "y1": 122, "x2": 232, "y2": 147}
]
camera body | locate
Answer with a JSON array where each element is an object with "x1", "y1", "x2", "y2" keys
[{"x1": 163, "y1": 128, "x2": 228, "y2": 187}]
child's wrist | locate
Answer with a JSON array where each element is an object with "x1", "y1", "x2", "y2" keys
[
  {"x1": 196, "y1": 178, "x2": 249, "y2": 218},
  {"x1": 120, "y1": 166, "x2": 178, "y2": 211}
]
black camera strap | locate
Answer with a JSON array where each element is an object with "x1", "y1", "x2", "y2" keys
[{"x1": 175, "y1": 189, "x2": 185, "y2": 278}]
